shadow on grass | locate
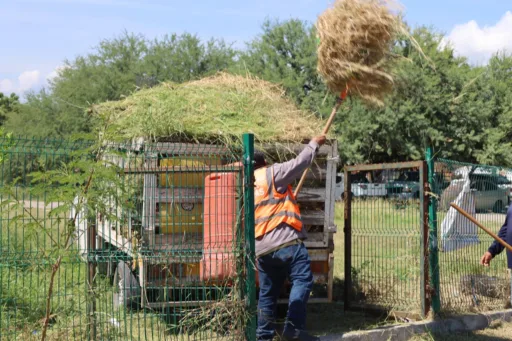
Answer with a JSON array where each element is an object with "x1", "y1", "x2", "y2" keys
[
  {"x1": 272, "y1": 278, "x2": 397, "y2": 336},
  {"x1": 305, "y1": 303, "x2": 392, "y2": 336}
]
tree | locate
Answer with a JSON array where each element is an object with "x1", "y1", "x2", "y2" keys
[
  {"x1": 4, "y1": 89, "x2": 83, "y2": 138},
  {"x1": 0, "y1": 92, "x2": 20, "y2": 125},
  {"x1": 475, "y1": 53, "x2": 512, "y2": 166},
  {"x1": 332, "y1": 26, "x2": 494, "y2": 164},
  {"x1": 142, "y1": 34, "x2": 237, "y2": 84},
  {"x1": 240, "y1": 19, "x2": 335, "y2": 117},
  {"x1": 242, "y1": 21, "x2": 498, "y2": 165},
  {"x1": 50, "y1": 31, "x2": 237, "y2": 110},
  {"x1": 6, "y1": 31, "x2": 238, "y2": 139}
]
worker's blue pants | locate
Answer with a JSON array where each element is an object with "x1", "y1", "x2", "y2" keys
[{"x1": 256, "y1": 242, "x2": 313, "y2": 341}]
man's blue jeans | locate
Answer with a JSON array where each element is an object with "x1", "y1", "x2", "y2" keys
[{"x1": 256, "y1": 242, "x2": 314, "y2": 340}]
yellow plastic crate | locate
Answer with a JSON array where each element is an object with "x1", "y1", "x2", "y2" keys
[
  {"x1": 159, "y1": 157, "x2": 222, "y2": 188},
  {"x1": 158, "y1": 156, "x2": 222, "y2": 234},
  {"x1": 158, "y1": 202, "x2": 203, "y2": 234}
]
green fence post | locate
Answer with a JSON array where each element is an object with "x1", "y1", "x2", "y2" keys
[
  {"x1": 426, "y1": 146, "x2": 441, "y2": 314},
  {"x1": 243, "y1": 133, "x2": 257, "y2": 341}
]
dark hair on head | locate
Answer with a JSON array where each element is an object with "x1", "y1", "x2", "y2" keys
[{"x1": 254, "y1": 150, "x2": 267, "y2": 169}]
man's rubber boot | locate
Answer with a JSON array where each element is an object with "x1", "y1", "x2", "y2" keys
[{"x1": 281, "y1": 329, "x2": 320, "y2": 341}]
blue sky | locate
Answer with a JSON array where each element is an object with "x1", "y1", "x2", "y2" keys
[{"x1": 1, "y1": 0, "x2": 511, "y2": 96}]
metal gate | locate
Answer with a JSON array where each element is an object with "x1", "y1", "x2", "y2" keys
[{"x1": 344, "y1": 161, "x2": 430, "y2": 318}]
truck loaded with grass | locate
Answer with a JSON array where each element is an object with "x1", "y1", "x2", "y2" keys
[{"x1": 0, "y1": 72, "x2": 339, "y2": 340}]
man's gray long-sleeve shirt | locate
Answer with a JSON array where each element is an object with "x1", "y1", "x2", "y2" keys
[{"x1": 255, "y1": 140, "x2": 320, "y2": 257}]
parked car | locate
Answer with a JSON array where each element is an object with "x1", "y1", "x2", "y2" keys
[
  {"x1": 352, "y1": 178, "x2": 387, "y2": 198},
  {"x1": 386, "y1": 170, "x2": 451, "y2": 199},
  {"x1": 471, "y1": 174, "x2": 512, "y2": 202},
  {"x1": 471, "y1": 179, "x2": 509, "y2": 212},
  {"x1": 386, "y1": 171, "x2": 421, "y2": 199},
  {"x1": 334, "y1": 173, "x2": 387, "y2": 200},
  {"x1": 440, "y1": 178, "x2": 510, "y2": 213}
]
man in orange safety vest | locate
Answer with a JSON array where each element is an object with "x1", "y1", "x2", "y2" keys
[{"x1": 254, "y1": 135, "x2": 326, "y2": 341}]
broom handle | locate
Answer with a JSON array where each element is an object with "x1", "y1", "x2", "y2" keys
[
  {"x1": 294, "y1": 87, "x2": 349, "y2": 197},
  {"x1": 450, "y1": 203, "x2": 512, "y2": 253}
]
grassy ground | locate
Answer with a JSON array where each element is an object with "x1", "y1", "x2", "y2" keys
[
  {"x1": 2, "y1": 197, "x2": 512, "y2": 340},
  {"x1": 306, "y1": 198, "x2": 511, "y2": 338},
  {"x1": 331, "y1": 199, "x2": 510, "y2": 315},
  {"x1": 0, "y1": 200, "x2": 248, "y2": 341}
]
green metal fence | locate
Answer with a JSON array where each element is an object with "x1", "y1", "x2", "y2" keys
[
  {"x1": 343, "y1": 156, "x2": 512, "y2": 318},
  {"x1": 0, "y1": 135, "x2": 256, "y2": 341},
  {"x1": 434, "y1": 158, "x2": 511, "y2": 313},
  {"x1": 5, "y1": 133, "x2": 512, "y2": 340},
  {"x1": 343, "y1": 162, "x2": 429, "y2": 318}
]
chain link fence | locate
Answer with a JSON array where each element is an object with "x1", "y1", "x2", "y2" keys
[{"x1": 0, "y1": 136, "x2": 256, "y2": 341}]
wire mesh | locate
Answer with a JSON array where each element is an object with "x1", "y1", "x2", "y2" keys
[
  {"x1": 434, "y1": 159, "x2": 511, "y2": 313},
  {"x1": 344, "y1": 163, "x2": 427, "y2": 316},
  {"x1": 0, "y1": 137, "x2": 251, "y2": 341}
]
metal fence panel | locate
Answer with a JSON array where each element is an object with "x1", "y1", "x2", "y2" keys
[
  {"x1": 0, "y1": 136, "x2": 254, "y2": 341},
  {"x1": 344, "y1": 162, "x2": 429, "y2": 318},
  {"x1": 434, "y1": 159, "x2": 511, "y2": 313}
]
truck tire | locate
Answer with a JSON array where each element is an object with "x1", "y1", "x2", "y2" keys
[{"x1": 113, "y1": 261, "x2": 141, "y2": 309}]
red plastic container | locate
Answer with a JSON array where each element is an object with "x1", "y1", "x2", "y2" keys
[
  {"x1": 200, "y1": 172, "x2": 238, "y2": 282},
  {"x1": 200, "y1": 172, "x2": 327, "y2": 286}
]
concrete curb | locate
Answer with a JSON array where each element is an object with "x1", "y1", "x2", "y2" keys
[{"x1": 319, "y1": 310, "x2": 512, "y2": 341}]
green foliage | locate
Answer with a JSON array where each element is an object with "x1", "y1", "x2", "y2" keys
[
  {"x1": 474, "y1": 53, "x2": 512, "y2": 166},
  {"x1": 93, "y1": 72, "x2": 323, "y2": 145},
  {"x1": 4, "y1": 21, "x2": 512, "y2": 166},
  {"x1": 239, "y1": 19, "x2": 334, "y2": 117},
  {"x1": 7, "y1": 31, "x2": 237, "y2": 139},
  {"x1": 0, "y1": 92, "x2": 20, "y2": 126},
  {"x1": 333, "y1": 27, "x2": 497, "y2": 164},
  {"x1": 4, "y1": 89, "x2": 89, "y2": 138}
]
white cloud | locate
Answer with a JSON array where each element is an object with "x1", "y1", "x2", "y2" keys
[
  {"x1": 18, "y1": 70, "x2": 41, "y2": 92},
  {"x1": 0, "y1": 70, "x2": 41, "y2": 95},
  {"x1": 0, "y1": 79, "x2": 14, "y2": 94},
  {"x1": 444, "y1": 11, "x2": 512, "y2": 65}
]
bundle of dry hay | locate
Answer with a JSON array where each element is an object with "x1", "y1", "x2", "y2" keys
[
  {"x1": 316, "y1": 0, "x2": 403, "y2": 105},
  {"x1": 93, "y1": 72, "x2": 323, "y2": 145}
]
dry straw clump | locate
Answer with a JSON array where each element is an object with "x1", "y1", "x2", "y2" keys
[
  {"x1": 94, "y1": 72, "x2": 323, "y2": 145},
  {"x1": 316, "y1": 0, "x2": 402, "y2": 105}
]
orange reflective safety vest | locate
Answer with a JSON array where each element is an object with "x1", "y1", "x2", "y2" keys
[{"x1": 254, "y1": 166, "x2": 302, "y2": 238}]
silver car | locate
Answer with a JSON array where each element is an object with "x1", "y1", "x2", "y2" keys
[
  {"x1": 470, "y1": 179, "x2": 509, "y2": 213},
  {"x1": 441, "y1": 179, "x2": 509, "y2": 213}
]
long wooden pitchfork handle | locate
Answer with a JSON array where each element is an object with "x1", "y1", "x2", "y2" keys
[
  {"x1": 450, "y1": 203, "x2": 512, "y2": 253},
  {"x1": 294, "y1": 86, "x2": 349, "y2": 197}
]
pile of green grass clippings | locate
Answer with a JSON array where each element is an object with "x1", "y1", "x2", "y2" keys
[{"x1": 93, "y1": 72, "x2": 324, "y2": 146}]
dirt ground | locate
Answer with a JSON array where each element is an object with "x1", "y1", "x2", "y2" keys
[{"x1": 410, "y1": 320, "x2": 512, "y2": 341}]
